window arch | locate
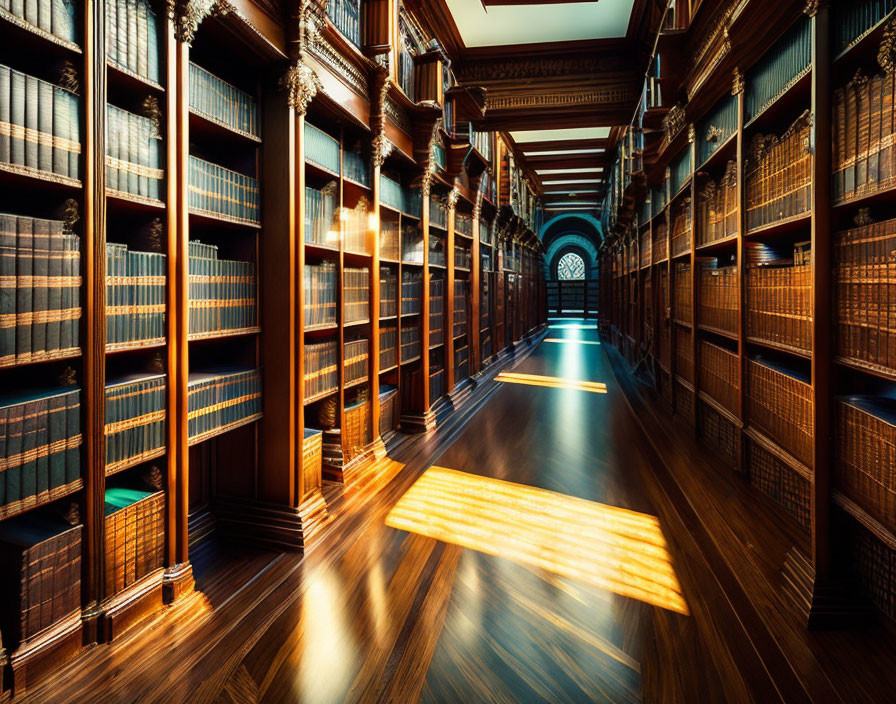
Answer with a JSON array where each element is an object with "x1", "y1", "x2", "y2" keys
[{"x1": 557, "y1": 252, "x2": 586, "y2": 280}]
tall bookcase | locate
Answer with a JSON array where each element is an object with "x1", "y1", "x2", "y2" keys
[
  {"x1": 0, "y1": 0, "x2": 546, "y2": 694},
  {"x1": 600, "y1": 0, "x2": 896, "y2": 628}
]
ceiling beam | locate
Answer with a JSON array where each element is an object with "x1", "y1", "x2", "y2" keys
[
  {"x1": 516, "y1": 138, "x2": 610, "y2": 153},
  {"x1": 539, "y1": 171, "x2": 604, "y2": 182}
]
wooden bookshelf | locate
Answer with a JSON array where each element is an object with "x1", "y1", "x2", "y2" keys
[{"x1": 601, "y1": 0, "x2": 896, "y2": 628}]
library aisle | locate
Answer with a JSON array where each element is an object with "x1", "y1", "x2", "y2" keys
[{"x1": 11, "y1": 321, "x2": 896, "y2": 703}]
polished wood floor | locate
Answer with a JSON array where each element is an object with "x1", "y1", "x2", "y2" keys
[{"x1": 18, "y1": 321, "x2": 896, "y2": 703}]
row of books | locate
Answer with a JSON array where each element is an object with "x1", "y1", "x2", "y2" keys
[
  {"x1": 106, "y1": 243, "x2": 165, "y2": 345},
  {"x1": 186, "y1": 367, "x2": 261, "y2": 440},
  {"x1": 104, "y1": 373, "x2": 165, "y2": 472},
  {"x1": 103, "y1": 487, "x2": 164, "y2": 597},
  {"x1": 640, "y1": 229, "x2": 651, "y2": 268},
  {"x1": 697, "y1": 161, "x2": 738, "y2": 246},
  {"x1": 0, "y1": 385, "x2": 81, "y2": 511},
  {"x1": 744, "y1": 111, "x2": 812, "y2": 232},
  {"x1": 401, "y1": 270, "x2": 422, "y2": 315},
  {"x1": 0, "y1": 511, "x2": 81, "y2": 646},
  {"x1": 745, "y1": 357, "x2": 813, "y2": 466},
  {"x1": 379, "y1": 326, "x2": 397, "y2": 370},
  {"x1": 106, "y1": 0, "x2": 160, "y2": 83},
  {"x1": 342, "y1": 199, "x2": 370, "y2": 254},
  {"x1": 745, "y1": 438, "x2": 811, "y2": 528},
  {"x1": 343, "y1": 147, "x2": 370, "y2": 187},
  {"x1": 380, "y1": 266, "x2": 397, "y2": 318},
  {"x1": 671, "y1": 200, "x2": 691, "y2": 257},
  {"x1": 834, "y1": 215, "x2": 896, "y2": 372},
  {"x1": 304, "y1": 340, "x2": 338, "y2": 401},
  {"x1": 189, "y1": 62, "x2": 258, "y2": 137},
  {"x1": 673, "y1": 262, "x2": 691, "y2": 324},
  {"x1": 188, "y1": 155, "x2": 259, "y2": 225},
  {"x1": 697, "y1": 94, "x2": 738, "y2": 165},
  {"x1": 697, "y1": 400, "x2": 739, "y2": 464},
  {"x1": 675, "y1": 326, "x2": 693, "y2": 382},
  {"x1": 744, "y1": 17, "x2": 811, "y2": 121},
  {"x1": 833, "y1": 68, "x2": 896, "y2": 203},
  {"x1": 653, "y1": 221, "x2": 668, "y2": 262},
  {"x1": 344, "y1": 338, "x2": 368, "y2": 386},
  {"x1": 188, "y1": 241, "x2": 256, "y2": 336},
  {"x1": 400, "y1": 324, "x2": 420, "y2": 361},
  {"x1": 453, "y1": 280, "x2": 467, "y2": 338},
  {"x1": 305, "y1": 183, "x2": 338, "y2": 246},
  {"x1": 699, "y1": 264, "x2": 737, "y2": 334},
  {"x1": 430, "y1": 199, "x2": 448, "y2": 230},
  {"x1": 380, "y1": 221, "x2": 400, "y2": 261},
  {"x1": 0, "y1": 64, "x2": 80, "y2": 179},
  {"x1": 746, "y1": 259, "x2": 811, "y2": 353},
  {"x1": 1, "y1": 213, "x2": 81, "y2": 366},
  {"x1": 430, "y1": 277, "x2": 443, "y2": 347},
  {"x1": 836, "y1": 396, "x2": 896, "y2": 535},
  {"x1": 456, "y1": 213, "x2": 473, "y2": 237},
  {"x1": 106, "y1": 103, "x2": 163, "y2": 200},
  {"x1": 304, "y1": 261, "x2": 337, "y2": 328},
  {"x1": 3, "y1": 0, "x2": 77, "y2": 43},
  {"x1": 379, "y1": 174, "x2": 422, "y2": 217},
  {"x1": 305, "y1": 123, "x2": 340, "y2": 175},
  {"x1": 698, "y1": 340, "x2": 739, "y2": 415},
  {"x1": 454, "y1": 244, "x2": 472, "y2": 270},
  {"x1": 343, "y1": 267, "x2": 369, "y2": 324},
  {"x1": 429, "y1": 235, "x2": 446, "y2": 268},
  {"x1": 402, "y1": 224, "x2": 424, "y2": 264}
]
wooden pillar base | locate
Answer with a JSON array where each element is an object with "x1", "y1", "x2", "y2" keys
[
  {"x1": 214, "y1": 493, "x2": 330, "y2": 551},
  {"x1": 448, "y1": 377, "x2": 475, "y2": 412},
  {"x1": 400, "y1": 409, "x2": 437, "y2": 434},
  {"x1": 163, "y1": 562, "x2": 194, "y2": 604},
  {"x1": 782, "y1": 547, "x2": 871, "y2": 630},
  {"x1": 100, "y1": 569, "x2": 165, "y2": 643},
  {"x1": 7, "y1": 612, "x2": 83, "y2": 695}
]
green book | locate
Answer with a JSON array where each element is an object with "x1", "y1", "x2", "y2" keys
[
  {"x1": 20, "y1": 399, "x2": 38, "y2": 502},
  {"x1": 47, "y1": 392, "x2": 66, "y2": 490},
  {"x1": 31, "y1": 218, "x2": 49, "y2": 357},
  {"x1": 16, "y1": 216, "x2": 33, "y2": 362},
  {"x1": 136, "y1": 0, "x2": 148, "y2": 79},
  {"x1": 34, "y1": 396, "x2": 48, "y2": 497},
  {"x1": 52, "y1": 86, "x2": 71, "y2": 177},
  {"x1": 10, "y1": 69, "x2": 25, "y2": 167},
  {"x1": 0, "y1": 65, "x2": 10, "y2": 165},
  {"x1": 46, "y1": 220, "x2": 63, "y2": 353},
  {"x1": 106, "y1": 105, "x2": 118, "y2": 191},
  {"x1": 147, "y1": 6, "x2": 159, "y2": 83},
  {"x1": 52, "y1": 0, "x2": 76, "y2": 44},
  {"x1": 23, "y1": 0, "x2": 37, "y2": 28},
  {"x1": 38, "y1": 0, "x2": 51, "y2": 35},
  {"x1": 24, "y1": 74, "x2": 38, "y2": 170},
  {"x1": 116, "y1": 0, "x2": 127, "y2": 71},
  {"x1": 37, "y1": 79, "x2": 53, "y2": 173},
  {"x1": 0, "y1": 407, "x2": 6, "y2": 506},
  {"x1": 0, "y1": 214, "x2": 15, "y2": 364},
  {"x1": 126, "y1": 0, "x2": 138, "y2": 73},
  {"x1": 60, "y1": 234, "x2": 72, "y2": 351},
  {"x1": 4, "y1": 398, "x2": 23, "y2": 505},
  {"x1": 64, "y1": 388, "x2": 80, "y2": 484},
  {"x1": 106, "y1": 0, "x2": 117, "y2": 64},
  {"x1": 127, "y1": 111, "x2": 138, "y2": 195}
]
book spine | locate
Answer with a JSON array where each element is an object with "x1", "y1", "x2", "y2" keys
[
  {"x1": 0, "y1": 214, "x2": 15, "y2": 365},
  {"x1": 16, "y1": 216, "x2": 33, "y2": 363},
  {"x1": 31, "y1": 217, "x2": 49, "y2": 357},
  {"x1": 0, "y1": 65, "x2": 9, "y2": 166}
]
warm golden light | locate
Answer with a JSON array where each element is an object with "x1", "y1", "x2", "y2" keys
[
  {"x1": 544, "y1": 338, "x2": 602, "y2": 345},
  {"x1": 495, "y1": 372, "x2": 608, "y2": 394},
  {"x1": 325, "y1": 229, "x2": 340, "y2": 243},
  {"x1": 386, "y1": 468, "x2": 689, "y2": 614},
  {"x1": 367, "y1": 212, "x2": 379, "y2": 230}
]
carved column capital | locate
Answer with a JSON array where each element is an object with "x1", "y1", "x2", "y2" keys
[
  {"x1": 803, "y1": 0, "x2": 828, "y2": 17},
  {"x1": 447, "y1": 187, "x2": 460, "y2": 210},
  {"x1": 371, "y1": 133, "x2": 393, "y2": 167},
  {"x1": 687, "y1": 124, "x2": 696, "y2": 143},
  {"x1": 879, "y1": 19, "x2": 896, "y2": 73},
  {"x1": 168, "y1": 0, "x2": 216, "y2": 44},
  {"x1": 282, "y1": 59, "x2": 322, "y2": 116}
]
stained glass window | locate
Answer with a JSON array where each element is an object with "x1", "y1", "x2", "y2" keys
[{"x1": 557, "y1": 252, "x2": 586, "y2": 280}]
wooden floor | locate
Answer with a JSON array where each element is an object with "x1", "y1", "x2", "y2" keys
[{"x1": 18, "y1": 322, "x2": 896, "y2": 703}]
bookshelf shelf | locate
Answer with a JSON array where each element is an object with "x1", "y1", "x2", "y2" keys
[
  {"x1": 833, "y1": 9, "x2": 896, "y2": 66},
  {"x1": 744, "y1": 69, "x2": 811, "y2": 133},
  {"x1": 343, "y1": 319, "x2": 370, "y2": 328},
  {"x1": 698, "y1": 391, "x2": 743, "y2": 428},
  {"x1": 746, "y1": 336, "x2": 812, "y2": 360},
  {"x1": 379, "y1": 364, "x2": 398, "y2": 374},
  {"x1": 187, "y1": 327, "x2": 261, "y2": 342},
  {"x1": 0, "y1": 348, "x2": 82, "y2": 369},
  {"x1": 105, "y1": 339, "x2": 167, "y2": 354},
  {"x1": 0, "y1": 480, "x2": 84, "y2": 523},
  {"x1": 303, "y1": 388, "x2": 338, "y2": 406},
  {"x1": 188, "y1": 109, "x2": 262, "y2": 144},
  {"x1": 835, "y1": 357, "x2": 896, "y2": 384},
  {"x1": 0, "y1": 8, "x2": 81, "y2": 54},
  {"x1": 696, "y1": 233, "x2": 738, "y2": 254},
  {"x1": 304, "y1": 323, "x2": 340, "y2": 333},
  {"x1": 401, "y1": 355, "x2": 421, "y2": 365},
  {"x1": 833, "y1": 490, "x2": 896, "y2": 552},
  {"x1": 698, "y1": 324, "x2": 737, "y2": 342},
  {"x1": 187, "y1": 413, "x2": 263, "y2": 447},
  {"x1": 106, "y1": 61, "x2": 164, "y2": 94},
  {"x1": 0, "y1": 161, "x2": 81, "y2": 190},
  {"x1": 304, "y1": 241, "x2": 341, "y2": 256},
  {"x1": 188, "y1": 209, "x2": 261, "y2": 230},
  {"x1": 105, "y1": 446, "x2": 167, "y2": 477},
  {"x1": 696, "y1": 131, "x2": 737, "y2": 174},
  {"x1": 833, "y1": 180, "x2": 896, "y2": 210},
  {"x1": 106, "y1": 189, "x2": 166, "y2": 212},
  {"x1": 744, "y1": 212, "x2": 811, "y2": 238},
  {"x1": 344, "y1": 377, "x2": 367, "y2": 390},
  {"x1": 304, "y1": 159, "x2": 341, "y2": 181},
  {"x1": 743, "y1": 425, "x2": 812, "y2": 482}
]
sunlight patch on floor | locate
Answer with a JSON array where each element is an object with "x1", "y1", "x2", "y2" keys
[
  {"x1": 386, "y1": 467, "x2": 689, "y2": 615},
  {"x1": 495, "y1": 372, "x2": 608, "y2": 394},
  {"x1": 544, "y1": 338, "x2": 601, "y2": 345}
]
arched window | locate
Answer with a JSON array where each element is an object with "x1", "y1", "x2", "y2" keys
[{"x1": 557, "y1": 252, "x2": 586, "y2": 280}]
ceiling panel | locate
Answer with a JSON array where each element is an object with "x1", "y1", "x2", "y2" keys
[
  {"x1": 444, "y1": 0, "x2": 635, "y2": 48},
  {"x1": 511, "y1": 127, "x2": 612, "y2": 143}
]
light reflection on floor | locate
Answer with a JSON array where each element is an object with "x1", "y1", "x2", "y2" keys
[
  {"x1": 386, "y1": 467, "x2": 689, "y2": 615},
  {"x1": 544, "y1": 338, "x2": 602, "y2": 345},
  {"x1": 495, "y1": 372, "x2": 608, "y2": 394},
  {"x1": 548, "y1": 324, "x2": 599, "y2": 330}
]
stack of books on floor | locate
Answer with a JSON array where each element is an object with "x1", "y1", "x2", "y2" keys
[
  {"x1": 188, "y1": 156, "x2": 259, "y2": 224},
  {"x1": 103, "y1": 486, "x2": 164, "y2": 595},
  {"x1": 104, "y1": 372, "x2": 166, "y2": 473},
  {"x1": 304, "y1": 261, "x2": 337, "y2": 327},
  {"x1": 105, "y1": 0, "x2": 161, "y2": 83},
  {"x1": 304, "y1": 341, "x2": 338, "y2": 400},
  {"x1": 188, "y1": 241, "x2": 257, "y2": 336},
  {"x1": 343, "y1": 267, "x2": 369, "y2": 324},
  {"x1": 1, "y1": 213, "x2": 81, "y2": 365},
  {"x1": 0, "y1": 64, "x2": 81, "y2": 179},
  {"x1": 105, "y1": 104, "x2": 163, "y2": 200},
  {"x1": 0, "y1": 385, "x2": 82, "y2": 513},
  {"x1": 189, "y1": 62, "x2": 258, "y2": 136},
  {"x1": 106, "y1": 243, "x2": 166, "y2": 346},
  {"x1": 186, "y1": 367, "x2": 261, "y2": 440},
  {"x1": 0, "y1": 510, "x2": 81, "y2": 647}
]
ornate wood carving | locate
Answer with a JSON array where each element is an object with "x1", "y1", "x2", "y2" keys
[
  {"x1": 879, "y1": 19, "x2": 896, "y2": 74},
  {"x1": 168, "y1": 0, "x2": 216, "y2": 44},
  {"x1": 732, "y1": 68, "x2": 744, "y2": 95},
  {"x1": 282, "y1": 59, "x2": 323, "y2": 115},
  {"x1": 662, "y1": 104, "x2": 686, "y2": 143}
]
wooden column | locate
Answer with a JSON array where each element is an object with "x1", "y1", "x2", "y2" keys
[
  {"x1": 688, "y1": 124, "x2": 698, "y2": 431},
  {"x1": 445, "y1": 190, "x2": 457, "y2": 393},
  {"x1": 370, "y1": 152, "x2": 382, "y2": 443},
  {"x1": 421, "y1": 179, "x2": 431, "y2": 412},
  {"x1": 734, "y1": 68, "x2": 747, "y2": 471},
  {"x1": 470, "y1": 197, "x2": 481, "y2": 374}
]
